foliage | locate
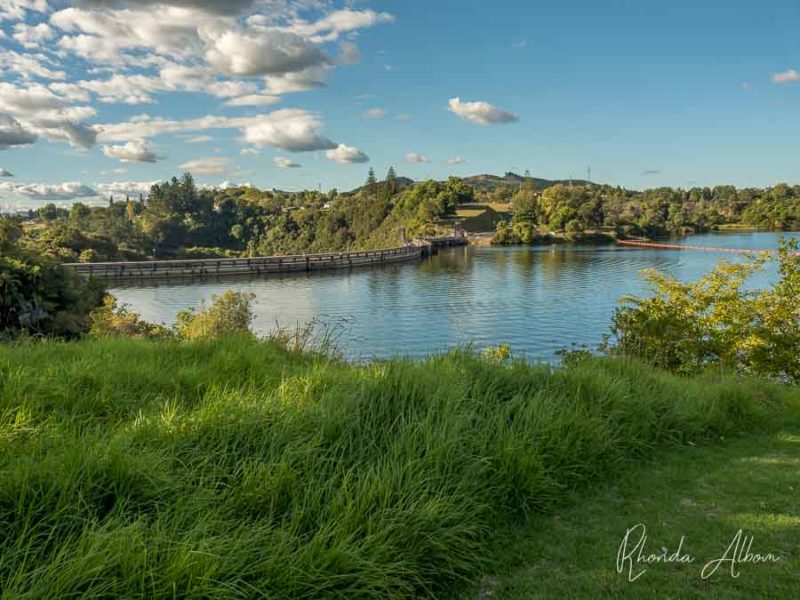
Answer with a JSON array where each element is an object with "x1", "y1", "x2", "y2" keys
[
  {"x1": 493, "y1": 181, "x2": 800, "y2": 244},
  {"x1": 609, "y1": 238, "x2": 800, "y2": 382},
  {"x1": 174, "y1": 290, "x2": 256, "y2": 340},
  {"x1": 0, "y1": 337, "x2": 793, "y2": 598},
  {"x1": 0, "y1": 224, "x2": 105, "y2": 339},
  {"x1": 89, "y1": 295, "x2": 172, "y2": 339}
]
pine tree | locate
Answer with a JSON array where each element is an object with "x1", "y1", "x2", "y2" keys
[
  {"x1": 386, "y1": 166, "x2": 398, "y2": 196},
  {"x1": 366, "y1": 168, "x2": 377, "y2": 196}
]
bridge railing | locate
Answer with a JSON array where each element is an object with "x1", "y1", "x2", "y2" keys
[{"x1": 64, "y1": 244, "x2": 423, "y2": 280}]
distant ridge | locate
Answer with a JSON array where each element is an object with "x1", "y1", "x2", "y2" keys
[
  {"x1": 461, "y1": 172, "x2": 593, "y2": 191},
  {"x1": 346, "y1": 171, "x2": 592, "y2": 194}
]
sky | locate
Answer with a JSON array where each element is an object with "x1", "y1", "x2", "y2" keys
[{"x1": 1, "y1": 0, "x2": 800, "y2": 210}]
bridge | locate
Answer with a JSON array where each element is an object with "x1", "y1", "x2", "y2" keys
[{"x1": 64, "y1": 236, "x2": 468, "y2": 281}]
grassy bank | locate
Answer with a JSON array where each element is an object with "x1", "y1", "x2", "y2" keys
[
  {"x1": 486, "y1": 422, "x2": 800, "y2": 598},
  {"x1": 0, "y1": 337, "x2": 797, "y2": 598}
]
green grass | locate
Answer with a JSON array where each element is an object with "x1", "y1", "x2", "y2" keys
[
  {"x1": 0, "y1": 336, "x2": 797, "y2": 599},
  {"x1": 483, "y1": 423, "x2": 800, "y2": 599}
]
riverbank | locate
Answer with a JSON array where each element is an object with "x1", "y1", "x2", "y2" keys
[
  {"x1": 483, "y1": 420, "x2": 800, "y2": 598},
  {"x1": 1, "y1": 336, "x2": 796, "y2": 598}
]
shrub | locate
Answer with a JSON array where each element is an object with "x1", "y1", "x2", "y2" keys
[
  {"x1": 0, "y1": 245, "x2": 105, "y2": 339},
  {"x1": 609, "y1": 238, "x2": 800, "y2": 382},
  {"x1": 89, "y1": 295, "x2": 172, "y2": 339},
  {"x1": 174, "y1": 290, "x2": 256, "y2": 340}
]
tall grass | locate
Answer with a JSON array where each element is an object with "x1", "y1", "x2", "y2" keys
[{"x1": 0, "y1": 337, "x2": 796, "y2": 598}]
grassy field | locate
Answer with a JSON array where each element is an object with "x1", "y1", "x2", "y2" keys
[
  {"x1": 1, "y1": 336, "x2": 797, "y2": 599},
  {"x1": 482, "y1": 423, "x2": 800, "y2": 599}
]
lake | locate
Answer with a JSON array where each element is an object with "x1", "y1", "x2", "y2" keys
[{"x1": 111, "y1": 231, "x2": 796, "y2": 361}]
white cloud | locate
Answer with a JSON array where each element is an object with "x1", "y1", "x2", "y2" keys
[
  {"x1": 283, "y1": 9, "x2": 394, "y2": 43},
  {"x1": 0, "y1": 168, "x2": 13, "y2": 177},
  {"x1": 448, "y1": 97, "x2": 519, "y2": 125},
  {"x1": 0, "y1": 50, "x2": 66, "y2": 81},
  {"x1": 102, "y1": 139, "x2": 162, "y2": 163},
  {"x1": 405, "y1": 152, "x2": 429, "y2": 164},
  {"x1": 79, "y1": 0, "x2": 255, "y2": 14},
  {"x1": 96, "y1": 180, "x2": 158, "y2": 198},
  {"x1": 0, "y1": 83, "x2": 97, "y2": 148},
  {"x1": 773, "y1": 69, "x2": 800, "y2": 84},
  {"x1": 446, "y1": 156, "x2": 465, "y2": 165},
  {"x1": 13, "y1": 182, "x2": 99, "y2": 201},
  {"x1": 223, "y1": 94, "x2": 280, "y2": 107},
  {"x1": 240, "y1": 147, "x2": 260, "y2": 156},
  {"x1": 362, "y1": 108, "x2": 386, "y2": 119},
  {"x1": 274, "y1": 156, "x2": 301, "y2": 168},
  {"x1": 12, "y1": 22, "x2": 56, "y2": 48},
  {"x1": 326, "y1": 143, "x2": 369, "y2": 164},
  {"x1": 178, "y1": 156, "x2": 233, "y2": 175},
  {"x1": 0, "y1": 0, "x2": 49, "y2": 21},
  {"x1": 205, "y1": 29, "x2": 330, "y2": 77},
  {"x1": 0, "y1": 115, "x2": 39, "y2": 150},
  {"x1": 242, "y1": 109, "x2": 337, "y2": 152}
]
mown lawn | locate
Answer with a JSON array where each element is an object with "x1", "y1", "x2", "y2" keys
[{"x1": 482, "y1": 422, "x2": 800, "y2": 599}]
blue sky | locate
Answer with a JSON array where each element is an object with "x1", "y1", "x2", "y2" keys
[{"x1": 1, "y1": 0, "x2": 799, "y2": 209}]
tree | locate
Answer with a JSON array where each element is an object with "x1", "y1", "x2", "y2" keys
[
  {"x1": 366, "y1": 168, "x2": 377, "y2": 196},
  {"x1": 0, "y1": 244, "x2": 105, "y2": 339},
  {"x1": 385, "y1": 166, "x2": 398, "y2": 196}
]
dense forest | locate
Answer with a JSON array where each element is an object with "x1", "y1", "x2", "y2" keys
[
  {"x1": 2, "y1": 170, "x2": 800, "y2": 264},
  {"x1": 493, "y1": 178, "x2": 800, "y2": 244}
]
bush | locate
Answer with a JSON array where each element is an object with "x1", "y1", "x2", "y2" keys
[
  {"x1": 89, "y1": 295, "x2": 172, "y2": 339},
  {"x1": 0, "y1": 246, "x2": 105, "y2": 339},
  {"x1": 175, "y1": 290, "x2": 256, "y2": 340},
  {"x1": 609, "y1": 238, "x2": 800, "y2": 382}
]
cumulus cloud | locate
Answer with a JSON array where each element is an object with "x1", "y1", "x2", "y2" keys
[
  {"x1": 12, "y1": 22, "x2": 56, "y2": 49},
  {"x1": 178, "y1": 156, "x2": 233, "y2": 175},
  {"x1": 102, "y1": 139, "x2": 162, "y2": 163},
  {"x1": 77, "y1": 0, "x2": 255, "y2": 14},
  {"x1": 0, "y1": 115, "x2": 39, "y2": 150},
  {"x1": 325, "y1": 144, "x2": 369, "y2": 164},
  {"x1": 405, "y1": 152, "x2": 429, "y2": 163},
  {"x1": 446, "y1": 156, "x2": 465, "y2": 165},
  {"x1": 0, "y1": 0, "x2": 395, "y2": 165},
  {"x1": 0, "y1": 83, "x2": 97, "y2": 148},
  {"x1": 773, "y1": 69, "x2": 800, "y2": 83},
  {"x1": 14, "y1": 182, "x2": 99, "y2": 201},
  {"x1": 0, "y1": 0, "x2": 48, "y2": 21},
  {"x1": 242, "y1": 109, "x2": 337, "y2": 152},
  {"x1": 205, "y1": 29, "x2": 330, "y2": 77},
  {"x1": 448, "y1": 97, "x2": 519, "y2": 125},
  {"x1": 274, "y1": 156, "x2": 301, "y2": 168}
]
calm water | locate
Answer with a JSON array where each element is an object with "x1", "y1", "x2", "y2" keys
[{"x1": 112, "y1": 231, "x2": 795, "y2": 361}]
